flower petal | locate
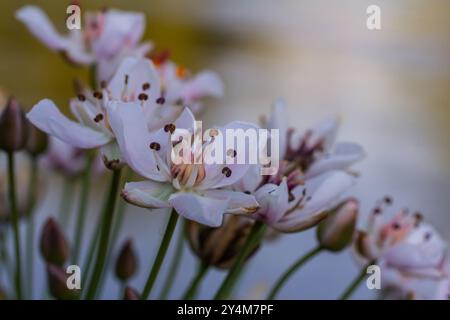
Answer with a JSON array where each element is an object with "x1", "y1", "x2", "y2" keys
[
  {"x1": 107, "y1": 100, "x2": 168, "y2": 181},
  {"x1": 305, "y1": 142, "x2": 365, "y2": 178},
  {"x1": 16, "y1": 5, "x2": 68, "y2": 51},
  {"x1": 203, "y1": 189, "x2": 259, "y2": 215},
  {"x1": 27, "y1": 99, "x2": 111, "y2": 148},
  {"x1": 273, "y1": 171, "x2": 356, "y2": 232},
  {"x1": 200, "y1": 121, "x2": 259, "y2": 189},
  {"x1": 122, "y1": 180, "x2": 173, "y2": 209},
  {"x1": 254, "y1": 179, "x2": 289, "y2": 224},
  {"x1": 92, "y1": 10, "x2": 145, "y2": 59},
  {"x1": 180, "y1": 71, "x2": 224, "y2": 102},
  {"x1": 108, "y1": 57, "x2": 161, "y2": 104},
  {"x1": 169, "y1": 192, "x2": 229, "y2": 227}
]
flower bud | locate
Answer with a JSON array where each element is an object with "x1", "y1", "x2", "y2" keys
[
  {"x1": 115, "y1": 239, "x2": 138, "y2": 281},
  {"x1": 46, "y1": 264, "x2": 79, "y2": 300},
  {"x1": 317, "y1": 198, "x2": 358, "y2": 251},
  {"x1": 123, "y1": 286, "x2": 140, "y2": 300},
  {"x1": 40, "y1": 218, "x2": 69, "y2": 265},
  {"x1": 0, "y1": 97, "x2": 29, "y2": 152},
  {"x1": 25, "y1": 120, "x2": 48, "y2": 157},
  {"x1": 186, "y1": 216, "x2": 258, "y2": 269}
]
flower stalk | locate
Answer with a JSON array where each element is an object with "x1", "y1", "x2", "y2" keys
[
  {"x1": 141, "y1": 209, "x2": 179, "y2": 300},
  {"x1": 159, "y1": 219, "x2": 186, "y2": 299},
  {"x1": 84, "y1": 169, "x2": 122, "y2": 299},
  {"x1": 267, "y1": 246, "x2": 323, "y2": 299},
  {"x1": 339, "y1": 262, "x2": 374, "y2": 300},
  {"x1": 72, "y1": 153, "x2": 94, "y2": 263},
  {"x1": 183, "y1": 262, "x2": 209, "y2": 300},
  {"x1": 7, "y1": 152, "x2": 23, "y2": 299},
  {"x1": 214, "y1": 221, "x2": 267, "y2": 300}
]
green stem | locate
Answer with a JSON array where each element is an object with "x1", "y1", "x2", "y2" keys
[
  {"x1": 80, "y1": 220, "x2": 101, "y2": 294},
  {"x1": 214, "y1": 221, "x2": 267, "y2": 300},
  {"x1": 72, "y1": 156, "x2": 94, "y2": 264},
  {"x1": 58, "y1": 179, "x2": 75, "y2": 230},
  {"x1": 141, "y1": 210, "x2": 179, "y2": 300},
  {"x1": 7, "y1": 152, "x2": 22, "y2": 299},
  {"x1": 0, "y1": 229, "x2": 13, "y2": 283},
  {"x1": 84, "y1": 169, "x2": 122, "y2": 300},
  {"x1": 25, "y1": 156, "x2": 39, "y2": 299},
  {"x1": 267, "y1": 246, "x2": 322, "y2": 299},
  {"x1": 339, "y1": 262, "x2": 373, "y2": 300},
  {"x1": 183, "y1": 262, "x2": 208, "y2": 300},
  {"x1": 158, "y1": 219, "x2": 185, "y2": 299}
]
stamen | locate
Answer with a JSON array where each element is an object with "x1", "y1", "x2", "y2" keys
[
  {"x1": 77, "y1": 94, "x2": 86, "y2": 101},
  {"x1": 150, "y1": 142, "x2": 161, "y2": 151},
  {"x1": 156, "y1": 97, "x2": 165, "y2": 104},
  {"x1": 94, "y1": 113, "x2": 104, "y2": 122},
  {"x1": 142, "y1": 83, "x2": 150, "y2": 91},
  {"x1": 244, "y1": 191, "x2": 251, "y2": 195},
  {"x1": 209, "y1": 128, "x2": 219, "y2": 137},
  {"x1": 424, "y1": 232, "x2": 432, "y2": 241},
  {"x1": 164, "y1": 123, "x2": 176, "y2": 134},
  {"x1": 222, "y1": 167, "x2": 232, "y2": 178},
  {"x1": 93, "y1": 91, "x2": 103, "y2": 99},
  {"x1": 138, "y1": 93, "x2": 148, "y2": 101},
  {"x1": 100, "y1": 80, "x2": 107, "y2": 89},
  {"x1": 373, "y1": 207, "x2": 381, "y2": 215},
  {"x1": 124, "y1": 74, "x2": 129, "y2": 85},
  {"x1": 392, "y1": 222, "x2": 401, "y2": 230},
  {"x1": 384, "y1": 196, "x2": 393, "y2": 205},
  {"x1": 227, "y1": 149, "x2": 237, "y2": 158}
]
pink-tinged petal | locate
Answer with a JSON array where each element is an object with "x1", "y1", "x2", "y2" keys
[
  {"x1": 27, "y1": 99, "x2": 111, "y2": 148},
  {"x1": 305, "y1": 142, "x2": 365, "y2": 178},
  {"x1": 122, "y1": 181, "x2": 173, "y2": 209},
  {"x1": 65, "y1": 31, "x2": 95, "y2": 65},
  {"x1": 383, "y1": 224, "x2": 446, "y2": 269},
  {"x1": 273, "y1": 171, "x2": 356, "y2": 232},
  {"x1": 106, "y1": 101, "x2": 168, "y2": 181},
  {"x1": 200, "y1": 121, "x2": 259, "y2": 189},
  {"x1": 108, "y1": 57, "x2": 161, "y2": 103},
  {"x1": 92, "y1": 10, "x2": 145, "y2": 59},
  {"x1": 267, "y1": 98, "x2": 288, "y2": 158},
  {"x1": 169, "y1": 192, "x2": 229, "y2": 227},
  {"x1": 203, "y1": 190, "x2": 259, "y2": 215},
  {"x1": 180, "y1": 71, "x2": 224, "y2": 102},
  {"x1": 16, "y1": 5, "x2": 68, "y2": 51},
  {"x1": 254, "y1": 179, "x2": 289, "y2": 224}
]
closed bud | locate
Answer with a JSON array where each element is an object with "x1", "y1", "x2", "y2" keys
[
  {"x1": 115, "y1": 239, "x2": 138, "y2": 281},
  {"x1": 46, "y1": 264, "x2": 79, "y2": 300},
  {"x1": 317, "y1": 198, "x2": 359, "y2": 251},
  {"x1": 0, "y1": 97, "x2": 29, "y2": 152},
  {"x1": 25, "y1": 120, "x2": 48, "y2": 156},
  {"x1": 186, "y1": 216, "x2": 258, "y2": 269},
  {"x1": 40, "y1": 218, "x2": 69, "y2": 265},
  {"x1": 123, "y1": 286, "x2": 140, "y2": 300}
]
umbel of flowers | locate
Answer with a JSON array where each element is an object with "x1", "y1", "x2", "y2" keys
[{"x1": 0, "y1": 4, "x2": 446, "y2": 301}]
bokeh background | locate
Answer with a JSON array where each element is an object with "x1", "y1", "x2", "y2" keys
[{"x1": 0, "y1": 0, "x2": 449, "y2": 299}]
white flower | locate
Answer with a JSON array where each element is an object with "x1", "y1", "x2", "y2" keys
[
  {"x1": 233, "y1": 165, "x2": 356, "y2": 233},
  {"x1": 265, "y1": 99, "x2": 365, "y2": 178},
  {"x1": 354, "y1": 203, "x2": 447, "y2": 297},
  {"x1": 26, "y1": 57, "x2": 163, "y2": 168},
  {"x1": 146, "y1": 54, "x2": 224, "y2": 123},
  {"x1": 110, "y1": 104, "x2": 259, "y2": 227},
  {"x1": 16, "y1": 5, "x2": 151, "y2": 82}
]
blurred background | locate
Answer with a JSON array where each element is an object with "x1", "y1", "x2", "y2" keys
[{"x1": 0, "y1": 0, "x2": 449, "y2": 299}]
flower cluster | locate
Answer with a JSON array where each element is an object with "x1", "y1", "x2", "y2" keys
[{"x1": 0, "y1": 4, "x2": 446, "y2": 301}]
